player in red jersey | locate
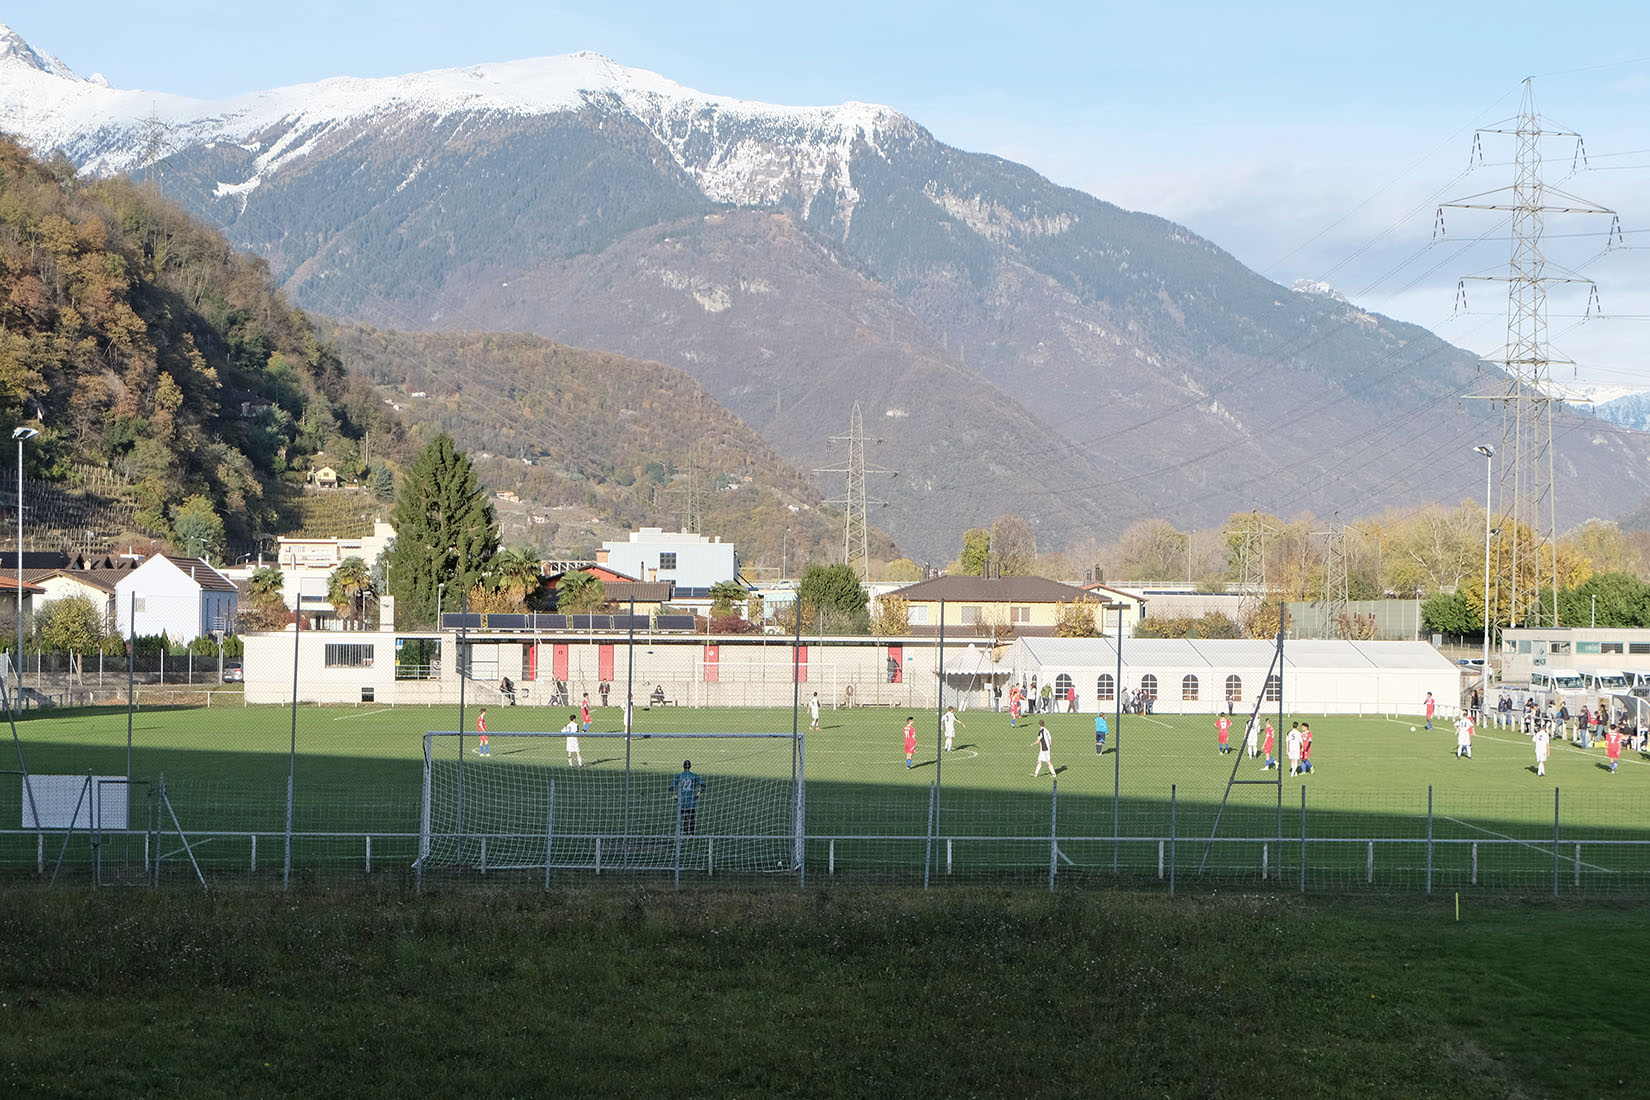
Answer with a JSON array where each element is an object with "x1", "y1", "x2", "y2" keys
[
  {"x1": 1607, "y1": 725, "x2": 1622, "y2": 773},
  {"x1": 1215, "y1": 713, "x2": 1232, "y2": 754},
  {"x1": 903, "y1": 717, "x2": 917, "y2": 769},
  {"x1": 476, "y1": 707, "x2": 490, "y2": 757}
]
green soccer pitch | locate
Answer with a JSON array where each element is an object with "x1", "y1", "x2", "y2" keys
[{"x1": 2, "y1": 702, "x2": 1647, "y2": 889}]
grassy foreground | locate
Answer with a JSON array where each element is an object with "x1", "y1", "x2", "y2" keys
[{"x1": 0, "y1": 886, "x2": 1642, "y2": 1098}]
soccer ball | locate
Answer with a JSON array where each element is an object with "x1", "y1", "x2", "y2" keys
[{"x1": 1410, "y1": 726, "x2": 1417, "y2": 732}]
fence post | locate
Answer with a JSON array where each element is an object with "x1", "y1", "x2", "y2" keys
[
  {"x1": 250, "y1": 833, "x2": 257, "y2": 872},
  {"x1": 947, "y1": 838, "x2": 952, "y2": 876},
  {"x1": 1262, "y1": 842, "x2": 1268, "y2": 880},
  {"x1": 1471, "y1": 841, "x2": 1477, "y2": 886},
  {"x1": 1298, "y1": 784, "x2": 1306, "y2": 894},
  {"x1": 1169, "y1": 784, "x2": 1177, "y2": 897},
  {"x1": 1157, "y1": 841, "x2": 1164, "y2": 879},
  {"x1": 365, "y1": 835, "x2": 372, "y2": 874},
  {"x1": 1047, "y1": 779, "x2": 1059, "y2": 892},
  {"x1": 544, "y1": 782, "x2": 555, "y2": 891},
  {"x1": 923, "y1": 780, "x2": 936, "y2": 891},
  {"x1": 1425, "y1": 785, "x2": 1433, "y2": 897},
  {"x1": 828, "y1": 838, "x2": 835, "y2": 876},
  {"x1": 1574, "y1": 843, "x2": 1581, "y2": 888},
  {"x1": 1367, "y1": 840, "x2": 1374, "y2": 885},
  {"x1": 1552, "y1": 787, "x2": 1560, "y2": 897}
]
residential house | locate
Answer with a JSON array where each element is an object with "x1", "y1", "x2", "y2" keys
[
  {"x1": 890, "y1": 575, "x2": 1144, "y2": 639},
  {"x1": 114, "y1": 556, "x2": 239, "y2": 643}
]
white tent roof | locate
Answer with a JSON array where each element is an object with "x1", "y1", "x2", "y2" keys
[
  {"x1": 1007, "y1": 636, "x2": 1456, "y2": 674},
  {"x1": 943, "y1": 644, "x2": 996, "y2": 676}
]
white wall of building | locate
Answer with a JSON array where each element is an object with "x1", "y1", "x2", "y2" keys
[
  {"x1": 599, "y1": 528, "x2": 737, "y2": 591},
  {"x1": 114, "y1": 558, "x2": 237, "y2": 644}
]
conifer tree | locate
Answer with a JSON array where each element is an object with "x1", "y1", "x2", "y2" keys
[{"x1": 386, "y1": 434, "x2": 498, "y2": 626}]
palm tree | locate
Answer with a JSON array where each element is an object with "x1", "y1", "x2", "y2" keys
[
  {"x1": 490, "y1": 546, "x2": 544, "y2": 609},
  {"x1": 557, "y1": 570, "x2": 606, "y2": 614},
  {"x1": 329, "y1": 556, "x2": 374, "y2": 627},
  {"x1": 242, "y1": 566, "x2": 288, "y2": 630},
  {"x1": 709, "y1": 580, "x2": 749, "y2": 619}
]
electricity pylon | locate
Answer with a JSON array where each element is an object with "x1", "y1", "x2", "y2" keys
[
  {"x1": 816, "y1": 402, "x2": 894, "y2": 582},
  {"x1": 1438, "y1": 77, "x2": 1621, "y2": 628}
]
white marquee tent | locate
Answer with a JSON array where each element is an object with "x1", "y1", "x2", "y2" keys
[{"x1": 1001, "y1": 637, "x2": 1459, "y2": 717}]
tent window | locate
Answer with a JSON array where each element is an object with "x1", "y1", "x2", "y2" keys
[
  {"x1": 1054, "y1": 673, "x2": 1073, "y2": 695},
  {"x1": 1096, "y1": 673, "x2": 1114, "y2": 701},
  {"x1": 1264, "y1": 674, "x2": 1281, "y2": 702},
  {"x1": 1225, "y1": 674, "x2": 1242, "y2": 701},
  {"x1": 1182, "y1": 674, "x2": 1198, "y2": 701},
  {"x1": 1140, "y1": 674, "x2": 1158, "y2": 701}
]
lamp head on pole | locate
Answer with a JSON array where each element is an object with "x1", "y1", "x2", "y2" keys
[
  {"x1": 1473, "y1": 444, "x2": 1493, "y2": 459},
  {"x1": 12, "y1": 427, "x2": 38, "y2": 442}
]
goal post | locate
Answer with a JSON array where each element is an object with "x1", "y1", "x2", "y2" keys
[{"x1": 416, "y1": 731, "x2": 804, "y2": 883}]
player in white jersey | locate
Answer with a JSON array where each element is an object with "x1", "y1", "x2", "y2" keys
[
  {"x1": 808, "y1": 692, "x2": 821, "y2": 731},
  {"x1": 562, "y1": 714, "x2": 583, "y2": 767},
  {"x1": 1285, "y1": 725, "x2": 1302, "y2": 776},
  {"x1": 1533, "y1": 725, "x2": 1550, "y2": 777},
  {"x1": 1454, "y1": 713, "x2": 1474, "y2": 759},
  {"x1": 941, "y1": 705, "x2": 965, "y2": 751}
]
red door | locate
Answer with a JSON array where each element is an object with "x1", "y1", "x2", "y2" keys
[
  {"x1": 598, "y1": 644, "x2": 615, "y2": 681},
  {"x1": 704, "y1": 644, "x2": 720, "y2": 682},
  {"x1": 794, "y1": 645, "x2": 808, "y2": 683}
]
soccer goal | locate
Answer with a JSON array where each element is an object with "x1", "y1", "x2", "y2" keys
[{"x1": 416, "y1": 731, "x2": 804, "y2": 885}]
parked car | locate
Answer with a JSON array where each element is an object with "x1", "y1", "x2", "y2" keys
[
  {"x1": 223, "y1": 662, "x2": 244, "y2": 683},
  {"x1": 1456, "y1": 658, "x2": 1485, "y2": 667}
]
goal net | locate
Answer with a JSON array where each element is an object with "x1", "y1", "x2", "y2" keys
[{"x1": 416, "y1": 731, "x2": 803, "y2": 882}]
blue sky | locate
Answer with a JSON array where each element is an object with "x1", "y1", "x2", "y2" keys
[{"x1": 11, "y1": 1, "x2": 1650, "y2": 389}]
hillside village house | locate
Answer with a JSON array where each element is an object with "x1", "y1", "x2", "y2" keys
[
  {"x1": 114, "y1": 556, "x2": 239, "y2": 644},
  {"x1": 891, "y1": 576, "x2": 1146, "y2": 639}
]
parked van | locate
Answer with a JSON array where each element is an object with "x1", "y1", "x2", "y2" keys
[
  {"x1": 1580, "y1": 669, "x2": 1630, "y2": 692},
  {"x1": 1529, "y1": 668, "x2": 1585, "y2": 693}
]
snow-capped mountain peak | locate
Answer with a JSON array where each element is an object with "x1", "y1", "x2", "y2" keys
[
  {"x1": 0, "y1": 23, "x2": 81, "y2": 81},
  {"x1": 0, "y1": 26, "x2": 911, "y2": 215}
]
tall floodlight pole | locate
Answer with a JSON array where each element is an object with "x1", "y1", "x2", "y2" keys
[
  {"x1": 12, "y1": 426, "x2": 36, "y2": 709},
  {"x1": 1475, "y1": 444, "x2": 1494, "y2": 709},
  {"x1": 1104, "y1": 602, "x2": 1125, "y2": 873}
]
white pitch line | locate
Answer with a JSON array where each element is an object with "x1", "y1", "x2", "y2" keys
[
  {"x1": 332, "y1": 708, "x2": 392, "y2": 721},
  {"x1": 1439, "y1": 815, "x2": 1617, "y2": 873}
]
